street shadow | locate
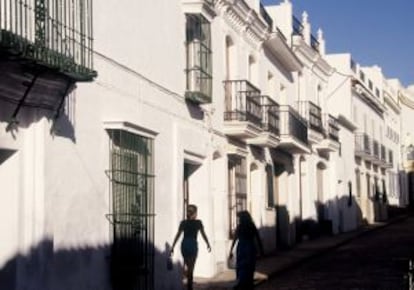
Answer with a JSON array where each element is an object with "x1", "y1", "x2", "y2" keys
[{"x1": 0, "y1": 238, "x2": 186, "y2": 290}]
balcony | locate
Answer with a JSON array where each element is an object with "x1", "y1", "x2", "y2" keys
[
  {"x1": 248, "y1": 96, "x2": 280, "y2": 147},
  {"x1": 381, "y1": 145, "x2": 392, "y2": 168},
  {"x1": 185, "y1": 15, "x2": 212, "y2": 104},
  {"x1": 371, "y1": 139, "x2": 382, "y2": 165},
  {"x1": 292, "y1": 16, "x2": 304, "y2": 36},
  {"x1": 0, "y1": 0, "x2": 95, "y2": 81},
  {"x1": 310, "y1": 34, "x2": 320, "y2": 53},
  {"x1": 223, "y1": 80, "x2": 263, "y2": 139},
  {"x1": 297, "y1": 101, "x2": 324, "y2": 144},
  {"x1": 0, "y1": 0, "x2": 95, "y2": 123},
  {"x1": 278, "y1": 105, "x2": 309, "y2": 153},
  {"x1": 355, "y1": 133, "x2": 373, "y2": 160},
  {"x1": 259, "y1": 3, "x2": 273, "y2": 30},
  {"x1": 316, "y1": 114, "x2": 340, "y2": 152},
  {"x1": 388, "y1": 150, "x2": 394, "y2": 168}
]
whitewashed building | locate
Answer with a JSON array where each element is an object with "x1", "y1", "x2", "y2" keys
[{"x1": 0, "y1": 0, "x2": 413, "y2": 290}]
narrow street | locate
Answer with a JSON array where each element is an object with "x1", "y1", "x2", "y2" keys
[{"x1": 257, "y1": 216, "x2": 414, "y2": 290}]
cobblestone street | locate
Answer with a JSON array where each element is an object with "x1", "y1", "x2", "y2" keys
[{"x1": 257, "y1": 216, "x2": 414, "y2": 290}]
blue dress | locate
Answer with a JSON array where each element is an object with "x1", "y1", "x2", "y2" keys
[
  {"x1": 179, "y1": 220, "x2": 203, "y2": 258},
  {"x1": 235, "y1": 225, "x2": 258, "y2": 288}
]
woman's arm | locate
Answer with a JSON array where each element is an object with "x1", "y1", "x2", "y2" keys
[
  {"x1": 254, "y1": 226, "x2": 264, "y2": 256},
  {"x1": 170, "y1": 224, "x2": 183, "y2": 255},
  {"x1": 200, "y1": 226, "x2": 211, "y2": 252},
  {"x1": 228, "y1": 229, "x2": 238, "y2": 258}
]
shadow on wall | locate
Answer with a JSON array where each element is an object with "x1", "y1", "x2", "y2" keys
[
  {"x1": 185, "y1": 100, "x2": 205, "y2": 121},
  {"x1": 0, "y1": 238, "x2": 185, "y2": 290},
  {"x1": 272, "y1": 195, "x2": 366, "y2": 251},
  {"x1": 0, "y1": 83, "x2": 77, "y2": 143}
]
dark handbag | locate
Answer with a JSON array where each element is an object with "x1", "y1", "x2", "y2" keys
[{"x1": 227, "y1": 254, "x2": 236, "y2": 270}]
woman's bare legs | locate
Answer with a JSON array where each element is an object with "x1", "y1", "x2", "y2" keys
[{"x1": 184, "y1": 256, "x2": 197, "y2": 290}]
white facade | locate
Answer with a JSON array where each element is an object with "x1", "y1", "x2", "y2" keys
[{"x1": 0, "y1": 1, "x2": 413, "y2": 290}]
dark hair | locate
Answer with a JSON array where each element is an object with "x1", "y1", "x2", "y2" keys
[
  {"x1": 237, "y1": 210, "x2": 253, "y2": 224},
  {"x1": 187, "y1": 204, "x2": 197, "y2": 218},
  {"x1": 236, "y1": 210, "x2": 256, "y2": 238}
]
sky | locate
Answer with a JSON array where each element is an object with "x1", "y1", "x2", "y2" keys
[{"x1": 262, "y1": 0, "x2": 414, "y2": 86}]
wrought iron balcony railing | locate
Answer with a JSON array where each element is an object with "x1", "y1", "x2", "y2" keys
[
  {"x1": 324, "y1": 114, "x2": 339, "y2": 141},
  {"x1": 355, "y1": 132, "x2": 371, "y2": 156},
  {"x1": 381, "y1": 145, "x2": 387, "y2": 162},
  {"x1": 297, "y1": 101, "x2": 324, "y2": 133},
  {"x1": 279, "y1": 105, "x2": 308, "y2": 145},
  {"x1": 373, "y1": 140, "x2": 380, "y2": 160},
  {"x1": 292, "y1": 16, "x2": 303, "y2": 36},
  {"x1": 260, "y1": 96, "x2": 279, "y2": 136},
  {"x1": 260, "y1": 3, "x2": 273, "y2": 29},
  {"x1": 0, "y1": 0, "x2": 95, "y2": 81},
  {"x1": 224, "y1": 80, "x2": 262, "y2": 127},
  {"x1": 310, "y1": 34, "x2": 320, "y2": 53},
  {"x1": 388, "y1": 149, "x2": 394, "y2": 165}
]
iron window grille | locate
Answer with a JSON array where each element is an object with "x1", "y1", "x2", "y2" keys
[
  {"x1": 266, "y1": 164, "x2": 275, "y2": 208},
  {"x1": 106, "y1": 129, "x2": 155, "y2": 290},
  {"x1": 185, "y1": 14, "x2": 212, "y2": 104},
  {"x1": 228, "y1": 156, "x2": 247, "y2": 238}
]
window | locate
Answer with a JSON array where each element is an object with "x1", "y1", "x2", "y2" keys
[
  {"x1": 266, "y1": 165, "x2": 275, "y2": 208},
  {"x1": 185, "y1": 14, "x2": 212, "y2": 103},
  {"x1": 107, "y1": 129, "x2": 155, "y2": 290},
  {"x1": 228, "y1": 156, "x2": 247, "y2": 238}
]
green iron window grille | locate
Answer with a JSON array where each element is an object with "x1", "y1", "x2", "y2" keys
[
  {"x1": 228, "y1": 156, "x2": 247, "y2": 238},
  {"x1": 106, "y1": 129, "x2": 155, "y2": 290},
  {"x1": 0, "y1": 0, "x2": 96, "y2": 81},
  {"x1": 185, "y1": 14, "x2": 212, "y2": 104}
]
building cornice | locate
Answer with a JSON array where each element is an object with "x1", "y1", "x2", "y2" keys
[
  {"x1": 352, "y1": 79, "x2": 386, "y2": 115},
  {"x1": 216, "y1": 0, "x2": 269, "y2": 49},
  {"x1": 292, "y1": 35, "x2": 333, "y2": 80},
  {"x1": 383, "y1": 90, "x2": 401, "y2": 114},
  {"x1": 181, "y1": 0, "x2": 217, "y2": 21},
  {"x1": 263, "y1": 29, "x2": 303, "y2": 72},
  {"x1": 399, "y1": 91, "x2": 414, "y2": 110}
]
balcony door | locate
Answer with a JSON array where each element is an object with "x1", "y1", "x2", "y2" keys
[
  {"x1": 228, "y1": 155, "x2": 247, "y2": 238},
  {"x1": 316, "y1": 162, "x2": 326, "y2": 222}
]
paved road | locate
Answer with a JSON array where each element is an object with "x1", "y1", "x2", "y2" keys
[{"x1": 257, "y1": 216, "x2": 414, "y2": 290}]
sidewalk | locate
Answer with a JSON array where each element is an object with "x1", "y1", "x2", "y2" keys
[{"x1": 194, "y1": 213, "x2": 410, "y2": 290}]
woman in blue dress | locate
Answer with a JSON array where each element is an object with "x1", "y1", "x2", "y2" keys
[
  {"x1": 229, "y1": 210, "x2": 264, "y2": 290},
  {"x1": 171, "y1": 204, "x2": 211, "y2": 290}
]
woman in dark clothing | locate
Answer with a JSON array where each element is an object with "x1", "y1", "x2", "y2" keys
[
  {"x1": 229, "y1": 211, "x2": 264, "y2": 290},
  {"x1": 171, "y1": 204, "x2": 211, "y2": 290}
]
